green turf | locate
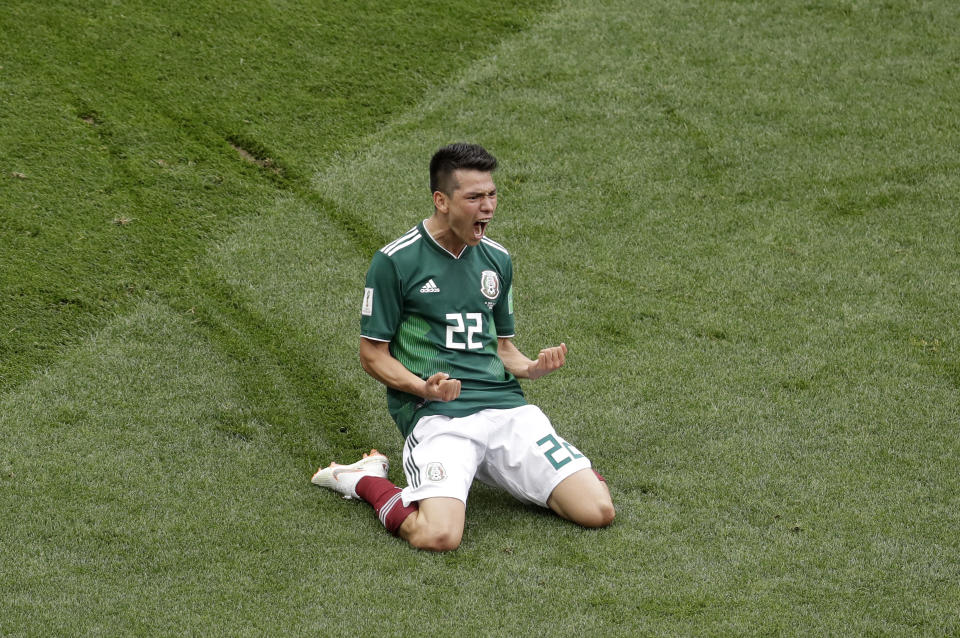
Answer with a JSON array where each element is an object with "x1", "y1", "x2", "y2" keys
[
  {"x1": 0, "y1": 0, "x2": 549, "y2": 391},
  {"x1": 3, "y1": 0, "x2": 959, "y2": 635}
]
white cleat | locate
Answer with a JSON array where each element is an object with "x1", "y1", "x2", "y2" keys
[{"x1": 311, "y1": 449, "x2": 389, "y2": 499}]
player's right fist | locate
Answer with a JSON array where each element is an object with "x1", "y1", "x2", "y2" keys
[{"x1": 424, "y1": 372, "x2": 461, "y2": 402}]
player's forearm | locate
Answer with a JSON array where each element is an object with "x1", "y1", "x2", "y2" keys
[
  {"x1": 498, "y1": 338, "x2": 567, "y2": 380},
  {"x1": 359, "y1": 339, "x2": 431, "y2": 398},
  {"x1": 497, "y1": 338, "x2": 536, "y2": 379}
]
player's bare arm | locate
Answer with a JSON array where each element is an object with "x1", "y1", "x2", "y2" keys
[
  {"x1": 497, "y1": 338, "x2": 567, "y2": 380},
  {"x1": 360, "y1": 337, "x2": 461, "y2": 401}
]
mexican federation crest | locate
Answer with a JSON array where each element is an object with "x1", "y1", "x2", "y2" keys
[
  {"x1": 480, "y1": 270, "x2": 500, "y2": 300},
  {"x1": 425, "y1": 462, "x2": 447, "y2": 482}
]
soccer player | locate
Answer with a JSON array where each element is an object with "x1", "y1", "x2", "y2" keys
[{"x1": 312, "y1": 143, "x2": 615, "y2": 551}]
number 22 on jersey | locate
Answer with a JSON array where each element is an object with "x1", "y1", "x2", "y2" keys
[{"x1": 446, "y1": 312, "x2": 483, "y2": 350}]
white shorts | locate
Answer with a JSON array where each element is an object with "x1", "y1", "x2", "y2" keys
[{"x1": 400, "y1": 404, "x2": 592, "y2": 508}]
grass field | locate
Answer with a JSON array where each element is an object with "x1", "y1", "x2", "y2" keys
[{"x1": 2, "y1": 0, "x2": 959, "y2": 635}]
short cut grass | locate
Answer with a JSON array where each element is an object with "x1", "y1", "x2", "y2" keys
[{"x1": 3, "y1": 0, "x2": 959, "y2": 634}]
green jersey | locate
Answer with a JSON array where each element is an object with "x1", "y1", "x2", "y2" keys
[{"x1": 361, "y1": 221, "x2": 526, "y2": 436}]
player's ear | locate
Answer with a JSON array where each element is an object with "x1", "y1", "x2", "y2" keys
[{"x1": 433, "y1": 190, "x2": 448, "y2": 214}]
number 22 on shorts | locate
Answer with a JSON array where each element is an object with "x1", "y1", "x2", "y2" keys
[{"x1": 536, "y1": 434, "x2": 585, "y2": 470}]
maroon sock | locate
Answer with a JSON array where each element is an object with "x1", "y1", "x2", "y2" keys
[
  {"x1": 355, "y1": 476, "x2": 418, "y2": 535},
  {"x1": 593, "y1": 469, "x2": 606, "y2": 483}
]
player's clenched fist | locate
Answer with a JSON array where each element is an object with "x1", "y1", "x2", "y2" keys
[
  {"x1": 424, "y1": 372, "x2": 461, "y2": 402},
  {"x1": 527, "y1": 342, "x2": 567, "y2": 380}
]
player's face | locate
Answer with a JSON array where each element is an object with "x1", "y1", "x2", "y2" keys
[{"x1": 438, "y1": 169, "x2": 497, "y2": 248}]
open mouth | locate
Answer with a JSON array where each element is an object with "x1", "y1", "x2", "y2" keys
[{"x1": 473, "y1": 220, "x2": 490, "y2": 239}]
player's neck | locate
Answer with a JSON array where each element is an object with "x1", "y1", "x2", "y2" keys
[{"x1": 424, "y1": 216, "x2": 467, "y2": 258}]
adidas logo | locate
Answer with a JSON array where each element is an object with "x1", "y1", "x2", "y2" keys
[{"x1": 419, "y1": 279, "x2": 440, "y2": 293}]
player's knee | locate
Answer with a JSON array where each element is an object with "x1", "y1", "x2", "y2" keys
[
  {"x1": 578, "y1": 499, "x2": 616, "y2": 529},
  {"x1": 410, "y1": 527, "x2": 462, "y2": 552},
  {"x1": 595, "y1": 500, "x2": 617, "y2": 528},
  {"x1": 406, "y1": 518, "x2": 463, "y2": 552},
  {"x1": 401, "y1": 498, "x2": 465, "y2": 551}
]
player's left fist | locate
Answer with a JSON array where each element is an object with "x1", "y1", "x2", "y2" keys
[{"x1": 528, "y1": 342, "x2": 567, "y2": 379}]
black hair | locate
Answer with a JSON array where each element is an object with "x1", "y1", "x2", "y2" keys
[{"x1": 429, "y1": 143, "x2": 498, "y2": 196}]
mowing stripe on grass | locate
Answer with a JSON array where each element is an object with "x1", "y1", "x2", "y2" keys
[{"x1": 0, "y1": 0, "x2": 555, "y2": 393}]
